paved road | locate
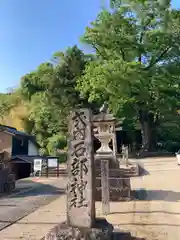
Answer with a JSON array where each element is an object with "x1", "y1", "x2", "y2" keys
[{"x1": 0, "y1": 177, "x2": 66, "y2": 231}]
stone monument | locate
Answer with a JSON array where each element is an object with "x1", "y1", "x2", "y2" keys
[
  {"x1": 93, "y1": 109, "x2": 118, "y2": 214},
  {"x1": 43, "y1": 108, "x2": 113, "y2": 240},
  {"x1": 122, "y1": 145, "x2": 129, "y2": 166},
  {"x1": 93, "y1": 104, "x2": 131, "y2": 204},
  {"x1": 93, "y1": 103, "x2": 117, "y2": 161},
  {"x1": 67, "y1": 109, "x2": 95, "y2": 228}
]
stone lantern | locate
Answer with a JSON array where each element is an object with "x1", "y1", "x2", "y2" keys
[{"x1": 92, "y1": 112, "x2": 117, "y2": 160}]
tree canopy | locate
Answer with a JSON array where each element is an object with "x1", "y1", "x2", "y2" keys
[
  {"x1": 77, "y1": 0, "x2": 180, "y2": 150},
  {"x1": 1, "y1": 0, "x2": 180, "y2": 155},
  {"x1": 18, "y1": 45, "x2": 95, "y2": 154}
]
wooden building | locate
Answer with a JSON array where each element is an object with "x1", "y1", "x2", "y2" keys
[{"x1": 0, "y1": 125, "x2": 40, "y2": 179}]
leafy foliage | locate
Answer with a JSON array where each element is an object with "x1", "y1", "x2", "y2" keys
[
  {"x1": 77, "y1": 0, "x2": 180, "y2": 150},
  {"x1": 1, "y1": 1, "x2": 180, "y2": 155},
  {"x1": 15, "y1": 45, "x2": 94, "y2": 154},
  {"x1": 47, "y1": 134, "x2": 67, "y2": 156}
]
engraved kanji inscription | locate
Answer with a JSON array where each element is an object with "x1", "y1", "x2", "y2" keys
[
  {"x1": 71, "y1": 141, "x2": 86, "y2": 158},
  {"x1": 67, "y1": 109, "x2": 95, "y2": 228},
  {"x1": 77, "y1": 179, "x2": 88, "y2": 208},
  {"x1": 69, "y1": 110, "x2": 89, "y2": 209},
  {"x1": 72, "y1": 111, "x2": 86, "y2": 141}
]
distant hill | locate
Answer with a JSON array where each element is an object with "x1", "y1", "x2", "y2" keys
[{"x1": 0, "y1": 95, "x2": 27, "y2": 131}]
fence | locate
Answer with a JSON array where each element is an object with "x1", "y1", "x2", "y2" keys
[{"x1": 33, "y1": 155, "x2": 67, "y2": 177}]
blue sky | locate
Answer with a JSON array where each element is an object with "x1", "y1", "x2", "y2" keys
[{"x1": 0, "y1": 0, "x2": 179, "y2": 92}]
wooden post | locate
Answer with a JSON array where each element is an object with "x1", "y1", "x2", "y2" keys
[
  {"x1": 122, "y1": 145, "x2": 125, "y2": 164},
  {"x1": 101, "y1": 159, "x2": 110, "y2": 215},
  {"x1": 112, "y1": 126, "x2": 117, "y2": 161},
  {"x1": 57, "y1": 160, "x2": 59, "y2": 177},
  {"x1": 125, "y1": 146, "x2": 128, "y2": 167},
  {"x1": 46, "y1": 159, "x2": 49, "y2": 178}
]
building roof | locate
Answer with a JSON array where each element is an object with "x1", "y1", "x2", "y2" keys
[
  {"x1": 12, "y1": 155, "x2": 57, "y2": 160},
  {"x1": 11, "y1": 155, "x2": 44, "y2": 163},
  {"x1": 0, "y1": 125, "x2": 40, "y2": 148},
  {"x1": 11, "y1": 155, "x2": 57, "y2": 163}
]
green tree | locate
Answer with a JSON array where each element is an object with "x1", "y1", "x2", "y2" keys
[
  {"x1": 47, "y1": 134, "x2": 67, "y2": 156},
  {"x1": 77, "y1": 0, "x2": 180, "y2": 151},
  {"x1": 18, "y1": 45, "x2": 94, "y2": 154}
]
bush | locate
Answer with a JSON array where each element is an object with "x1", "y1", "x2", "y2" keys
[{"x1": 47, "y1": 134, "x2": 67, "y2": 156}]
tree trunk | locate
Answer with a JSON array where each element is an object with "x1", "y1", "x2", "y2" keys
[{"x1": 139, "y1": 110, "x2": 156, "y2": 151}]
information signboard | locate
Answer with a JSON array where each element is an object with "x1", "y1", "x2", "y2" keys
[
  {"x1": 48, "y1": 158, "x2": 58, "y2": 168},
  {"x1": 34, "y1": 159, "x2": 42, "y2": 172}
]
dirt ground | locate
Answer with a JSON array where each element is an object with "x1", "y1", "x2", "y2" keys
[
  {"x1": 0, "y1": 158, "x2": 179, "y2": 240},
  {"x1": 96, "y1": 157, "x2": 180, "y2": 240}
]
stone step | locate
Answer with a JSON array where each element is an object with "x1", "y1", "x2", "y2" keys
[
  {"x1": 95, "y1": 168, "x2": 138, "y2": 178},
  {"x1": 95, "y1": 177, "x2": 130, "y2": 188},
  {"x1": 95, "y1": 187, "x2": 131, "y2": 201},
  {"x1": 95, "y1": 159, "x2": 119, "y2": 169},
  {"x1": 95, "y1": 175, "x2": 131, "y2": 201}
]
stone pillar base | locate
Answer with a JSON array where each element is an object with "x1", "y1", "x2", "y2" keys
[{"x1": 42, "y1": 218, "x2": 113, "y2": 240}]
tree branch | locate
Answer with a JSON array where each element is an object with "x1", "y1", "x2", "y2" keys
[
  {"x1": 120, "y1": 48, "x2": 126, "y2": 61},
  {"x1": 91, "y1": 43, "x2": 104, "y2": 58},
  {"x1": 138, "y1": 17, "x2": 153, "y2": 64},
  {"x1": 113, "y1": 29, "x2": 126, "y2": 61},
  {"x1": 144, "y1": 46, "x2": 171, "y2": 70}
]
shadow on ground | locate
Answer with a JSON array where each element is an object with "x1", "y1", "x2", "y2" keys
[
  {"x1": 39, "y1": 219, "x2": 147, "y2": 240},
  {"x1": 112, "y1": 232, "x2": 146, "y2": 239},
  {"x1": 0, "y1": 181, "x2": 66, "y2": 231},
  {"x1": 12, "y1": 184, "x2": 65, "y2": 198},
  {"x1": 132, "y1": 189, "x2": 180, "y2": 202},
  {"x1": 0, "y1": 180, "x2": 66, "y2": 199},
  {"x1": 138, "y1": 164, "x2": 150, "y2": 176}
]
